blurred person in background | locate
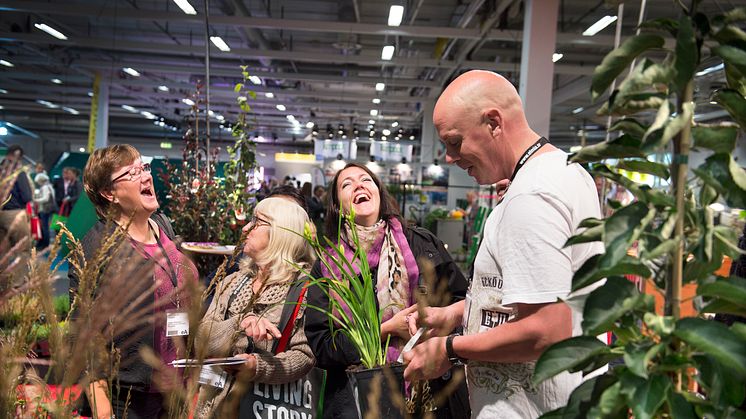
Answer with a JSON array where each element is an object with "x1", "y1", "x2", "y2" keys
[
  {"x1": 0, "y1": 144, "x2": 33, "y2": 255},
  {"x1": 32, "y1": 172, "x2": 56, "y2": 249},
  {"x1": 53, "y1": 166, "x2": 81, "y2": 215}
]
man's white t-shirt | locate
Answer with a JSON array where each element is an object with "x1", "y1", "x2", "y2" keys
[{"x1": 464, "y1": 149, "x2": 604, "y2": 418}]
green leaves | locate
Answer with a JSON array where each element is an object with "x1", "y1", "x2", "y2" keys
[
  {"x1": 616, "y1": 159, "x2": 670, "y2": 179},
  {"x1": 713, "y1": 45, "x2": 746, "y2": 78},
  {"x1": 695, "y1": 153, "x2": 746, "y2": 208},
  {"x1": 591, "y1": 34, "x2": 666, "y2": 100},
  {"x1": 569, "y1": 134, "x2": 646, "y2": 163},
  {"x1": 674, "y1": 317, "x2": 746, "y2": 379},
  {"x1": 628, "y1": 374, "x2": 671, "y2": 419},
  {"x1": 699, "y1": 276, "x2": 746, "y2": 316},
  {"x1": 582, "y1": 277, "x2": 650, "y2": 336},
  {"x1": 533, "y1": 336, "x2": 610, "y2": 385},
  {"x1": 602, "y1": 202, "x2": 655, "y2": 269},
  {"x1": 712, "y1": 89, "x2": 746, "y2": 130},
  {"x1": 673, "y1": 15, "x2": 698, "y2": 92},
  {"x1": 692, "y1": 124, "x2": 738, "y2": 154}
]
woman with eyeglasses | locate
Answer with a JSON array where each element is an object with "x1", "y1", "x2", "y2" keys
[
  {"x1": 194, "y1": 197, "x2": 315, "y2": 418},
  {"x1": 69, "y1": 144, "x2": 198, "y2": 419}
]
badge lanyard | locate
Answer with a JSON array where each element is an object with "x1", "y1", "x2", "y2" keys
[
  {"x1": 131, "y1": 223, "x2": 181, "y2": 307},
  {"x1": 224, "y1": 274, "x2": 253, "y2": 321},
  {"x1": 508, "y1": 136, "x2": 549, "y2": 183}
]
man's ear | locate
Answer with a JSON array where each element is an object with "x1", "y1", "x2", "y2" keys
[
  {"x1": 100, "y1": 189, "x2": 116, "y2": 204},
  {"x1": 484, "y1": 108, "x2": 502, "y2": 138}
]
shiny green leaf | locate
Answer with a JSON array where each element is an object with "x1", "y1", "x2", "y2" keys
[
  {"x1": 602, "y1": 202, "x2": 654, "y2": 268},
  {"x1": 629, "y1": 374, "x2": 670, "y2": 419},
  {"x1": 713, "y1": 89, "x2": 746, "y2": 130},
  {"x1": 667, "y1": 388, "x2": 697, "y2": 419},
  {"x1": 725, "y1": 63, "x2": 746, "y2": 97},
  {"x1": 616, "y1": 159, "x2": 670, "y2": 179},
  {"x1": 592, "y1": 34, "x2": 666, "y2": 100},
  {"x1": 695, "y1": 354, "x2": 746, "y2": 407},
  {"x1": 569, "y1": 134, "x2": 646, "y2": 163},
  {"x1": 673, "y1": 15, "x2": 698, "y2": 92},
  {"x1": 566, "y1": 223, "x2": 604, "y2": 247},
  {"x1": 643, "y1": 238, "x2": 678, "y2": 260},
  {"x1": 609, "y1": 118, "x2": 648, "y2": 139},
  {"x1": 615, "y1": 59, "x2": 672, "y2": 101},
  {"x1": 644, "y1": 312, "x2": 676, "y2": 335},
  {"x1": 533, "y1": 336, "x2": 610, "y2": 385},
  {"x1": 573, "y1": 254, "x2": 652, "y2": 292},
  {"x1": 674, "y1": 317, "x2": 746, "y2": 379},
  {"x1": 695, "y1": 153, "x2": 746, "y2": 208},
  {"x1": 692, "y1": 124, "x2": 738, "y2": 154},
  {"x1": 582, "y1": 277, "x2": 646, "y2": 335},
  {"x1": 643, "y1": 99, "x2": 670, "y2": 145},
  {"x1": 540, "y1": 375, "x2": 618, "y2": 419},
  {"x1": 713, "y1": 45, "x2": 746, "y2": 76},
  {"x1": 579, "y1": 217, "x2": 604, "y2": 228},
  {"x1": 587, "y1": 381, "x2": 627, "y2": 419},
  {"x1": 639, "y1": 18, "x2": 678, "y2": 36},
  {"x1": 233, "y1": 83, "x2": 244, "y2": 93},
  {"x1": 698, "y1": 276, "x2": 746, "y2": 308},
  {"x1": 598, "y1": 93, "x2": 667, "y2": 116},
  {"x1": 623, "y1": 341, "x2": 658, "y2": 379}
]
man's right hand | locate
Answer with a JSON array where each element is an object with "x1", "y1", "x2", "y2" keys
[{"x1": 407, "y1": 301, "x2": 464, "y2": 339}]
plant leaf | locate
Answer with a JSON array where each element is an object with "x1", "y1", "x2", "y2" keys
[
  {"x1": 673, "y1": 15, "x2": 698, "y2": 92},
  {"x1": 713, "y1": 45, "x2": 746, "y2": 78},
  {"x1": 629, "y1": 374, "x2": 670, "y2": 419},
  {"x1": 639, "y1": 18, "x2": 679, "y2": 36},
  {"x1": 642, "y1": 238, "x2": 678, "y2": 260},
  {"x1": 566, "y1": 223, "x2": 604, "y2": 247},
  {"x1": 674, "y1": 317, "x2": 746, "y2": 379},
  {"x1": 713, "y1": 88, "x2": 746, "y2": 131},
  {"x1": 724, "y1": 62, "x2": 746, "y2": 96},
  {"x1": 540, "y1": 375, "x2": 618, "y2": 419},
  {"x1": 643, "y1": 312, "x2": 676, "y2": 335},
  {"x1": 602, "y1": 202, "x2": 655, "y2": 269},
  {"x1": 609, "y1": 118, "x2": 648, "y2": 139},
  {"x1": 573, "y1": 254, "x2": 652, "y2": 292},
  {"x1": 695, "y1": 354, "x2": 746, "y2": 407},
  {"x1": 666, "y1": 387, "x2": 697, "y2": 419},
  {"x1": 695, "y1": 153, "x2": 746, "y2": 208},
  {"x1": 698, "y1": 276, "x2": 746, "y2": 307},
  {"x1": 616, "y1": 159, "x2": 670, "y2": 179},
  {"x1": 582, "y1": 277, "x2": 647, "y2": 336},
  {"x1": 533, "y1": 336, "x2": 610, "y2": 385},
  {"x1": 598, "y1": 93, "x2": 667, "y2": 116},
  {"x1": 569, "y1": 134, "x2": 646, "y2": 163},
  {"x1": 591, "y1": 34, "x2": 666, "y2": 100},
  {"x1": 692, "y1": 124, "x2": 738, "y2": 154}
]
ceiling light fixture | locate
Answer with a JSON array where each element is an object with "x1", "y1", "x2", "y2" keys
[
  {"x1": 409, "y1": 135, "x2": 415, "y2": 140},
  {"x1": 123, "y1": 67, "x2": 140, "y2": 77},
  {"x1": 0, "y1": 60, "x2": 14, "y2": 67},
  {"x1": 157, "y1": 85, "x2": 169, "y2": 92},
  {"x1": 388, "y1": 5, "x2": 404, "y2": 27},
  {"x1": 140, "y1": 111, "x2": 157, "y2": 119},
  {"x1": 34, "y1": 23, "x2": 68, "y2": 40},
  {"x1": 173, "y1": 0, "x2": 197, "y2": 15},
  {"x1": 572, "y1": 107, "x2": 584, "y2": 114},
  {"x1": 306, "y1": 121, "x2": 314, "y2": 129},
  {"x1": 382, "y1": 129, "x2": 391, "y2": 136},
  {"x1": 552, "y1": 53, "x2": 563, "y2": 63},
  {"x1": 182, "y1": 98, "x2": 195, "y2": 106},
  {"x1": 121, "y1": 105, "x2": 138, "y2": 112},
  {"x1": 286, "y1": 114, "x2": 296, "y2": 120},
  {"x1": 696, "y1": 63, "x2": 724, "y2": 77},
  {"x1": 372, "y1": 98, "x2": 381, "y2": 104},
  {"x1": 582, "y1": 15, "x2": 617, "y2": 36},
  {"x1": 210, "y1": 36, "x2": 231, "y2": 52},
  {"x1": 391, "y1": 121, "x2": 399, "y2": 127},
  {"x1": 51, "y1": 78, "x2": 62, "y2": 84},
  {"x1": 381, "y1": 45, "x2": 395, "y2": 60},
  {"x1": 0, "y1": 88, "x2": 7, "y2": 94},
  {"x1": 63, "y1": 107, "x2": 79, "y2": 115},
  {"x1": 276, "y1": 104, "x2": 286, "y2": 111},
  {"x1": 36, "y1": 100, "x2": 58, "y2": 109},
  {"x1": 370, "y1": 109, "x2": 379, "y2": 116},
  {"x1": 248, "y1": 75, "x2": 262, "y2": 85},
  {"x1": 368, "y1": 119, "x2": 376, "y2": 124},
  {"x1": 265, "y1": 92, "x2": 274, "y2": 98},
  {"x1": 375, "y1": 82, "x2": 385, "y2": 91}
]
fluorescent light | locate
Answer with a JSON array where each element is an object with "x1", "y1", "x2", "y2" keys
[
  {"x1": 216, "y1": 114, "x2": 225, "y2": 121},
  {"x1": 696, "y1": 63, "x2": 724, "y2": 77},
  {"x1": 157, "y1": 85, "x2": 169, "y2": 92},
  {"x1": 409, "y1": 135, "x2": 415, "y2": 140},
  {"x1": 382, "y1": 129, "x2": 391, "y2": 136},
  {"x1": 34, "y1": 23, "x2": 68, "y2": 40},
  {"x1": 0, "y1": 88, "x2": 7, "y2": 94},
  {"x1": 0, "y1": 60, "x2": 14, "y2": 67},
  {"x1": 306, "y1": 121, "x2": 314, "y2": 129},
  {"x1": 0, "y1": 126, "x2": 6, "y2": 135},
  {"x1": 87, "y1": 91, "x2": 93, "y2": 97},
  {"x1": 210, "y1": 36, "x2": 231, "y2": 52},
  {"x1": 63, "y1": 107, "x2": 79, "y2": 115},
  {"x1": 392, "y1": 121, "x2": 399, "y2": 127},
  {"x1": 381, "y1": 136, "x2": 388, "y2": 141},
  {"x1": 248, "y1": 75, "x2": 262, "y2": 85},
  {"x1": 50, "y1": 78, "x2": 63, "y2": 84},
  {"x1": 381, "y1": 45, "x2": 395, "y2": 60},
  {"x1": 121, "y1": 105, "x2": 138, "y2": 112},
  {"x1": 552, "y1": 53, "x2": 563, "y2": 63},
  {"x1": 286, "y1": 114, "x2": 296, "y2": 120},
  {"x1": 140, "y1": 111, "x2": 157, "y2": 119},
  {"x1": 182, "y1": 98, "x2": 195, "y2": 106},
  {"x1": 582, "y1": 16, "x2": 617, "y2": 36},
  {"x1": 173, "y1": 0, "x2": 197, "y2": 15},
  {"x1": 572, "y1": 107, "x2": 584, "y2": 114},
  {"x1": 388, "y1": 5, "x2": 404, "y2": 27},
  {"x1": 370, "y1": 109, "x2": 379, "y2": 116},
  {"x1": 276, "y1": 104, "x2": 286, "y2": 111},
  {"x1": 123, "y1": 67, "x2": 140, "y2": 77},
  {"x1": 79, "y1": 147, "x2": 86, "y2": 152},
  {"x1": 368, "y1": 119, "x2": 376, "y2": 124},
  {"x1": 375, "y1": 82, "x2": 385, "y2": 91},
  {"x1": 265, "y1": 92, "x2": 274, "y2": 98},
  {"x1": 36, "y1": 100, "x2": 58, "y2": 108},
  {"x1": 372, "y1": 98, "x2": 381, "y2": 104}
]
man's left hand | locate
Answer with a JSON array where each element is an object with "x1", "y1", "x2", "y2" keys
[{"x1": 402, "y1": 336, "x2": 451, "y2": 381}]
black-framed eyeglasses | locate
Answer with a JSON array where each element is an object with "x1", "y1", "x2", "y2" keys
[
  {"x1": 112, "y1": 163, "x2": 151, "y2": 183},
  {"x1": 248, "y1": 214, "x2": 271, "y2": 230}
]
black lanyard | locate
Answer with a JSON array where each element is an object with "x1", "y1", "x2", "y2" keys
[
  {"x1": 224, "y1": 274, "x2": 252, "y2": 320},
  {"x1": 508, "y1": 136, "x2": 549, "y2": 183},
  {"x1": 131, "y1": 223, "x2": 179, "y2": 289}
]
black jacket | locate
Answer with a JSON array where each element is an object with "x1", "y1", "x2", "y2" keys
[
  {"x1": 304, "y1": 224, "x2": 468, "y2": 419},
  {"x1": 2, "y1": 169, "x2": 32, "y2": 210},
  {"x1": 53, "y1": 178, "x2": 81, "y2": 212},
  {"x1": 68, "y1": 213, "x2": 176, "y2": 390}
]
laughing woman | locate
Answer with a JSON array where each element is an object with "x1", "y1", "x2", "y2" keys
[
  {"x1": 69, "y1": 144, "x2": 198, "y2": 419},
  {"x1": 304, "y1": 163, "x2": 469, "y2": 418}
]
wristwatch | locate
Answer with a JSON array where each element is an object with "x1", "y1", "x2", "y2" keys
[{"x1": 445, "y1": 334, "x2": 465, "y2": 365}]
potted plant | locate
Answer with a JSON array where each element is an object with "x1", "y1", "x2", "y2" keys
[
  {"x1": 301, "y1": 210, "x2": 407, "y2": 418},
  {"x1": 533, "y1": 4, "x2": 746, "y2": 418}
]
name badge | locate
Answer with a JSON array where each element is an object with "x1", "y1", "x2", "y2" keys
[
  {"x1": 198, "y1": 365, "x2": 228, "y2": 389},
  {"x1": 166, "y1": 309, "x2": 190, "y2": 337}
]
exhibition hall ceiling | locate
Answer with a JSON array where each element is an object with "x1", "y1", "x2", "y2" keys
[{"x1": 0, "y1": 0, "x2": 739, "y2": 151}]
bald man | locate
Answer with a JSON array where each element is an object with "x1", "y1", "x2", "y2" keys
[{"x1": 403, "y1": 71, "x2": 603, "y2": 418}]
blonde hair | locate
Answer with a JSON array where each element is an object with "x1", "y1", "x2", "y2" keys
[{"x1": 248, "y1": 197, "x2": 314, "y2": 284}]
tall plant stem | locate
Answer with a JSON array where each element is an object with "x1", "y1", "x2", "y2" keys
[{"x1": 670, "y1": 80, "x2": 694, "y2": 320}]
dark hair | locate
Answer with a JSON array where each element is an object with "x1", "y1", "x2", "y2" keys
[
  {"x1": 324, "y1": 162, "x2": 401, "y2": 240},
  {"x1": 267, "y1": 185, "x2": 309, "y2": 214},
  {"x1": 7, "y1": 144, "x2": 23, "y2": 157}
]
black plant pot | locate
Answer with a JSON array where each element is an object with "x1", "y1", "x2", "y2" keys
[{"x1": 346, "y1": 363, "x2": 406, "y2": 419}]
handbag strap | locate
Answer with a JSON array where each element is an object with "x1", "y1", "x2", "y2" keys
[{"x1": 271, "y1": 277, "x2": 309, "y2": 354}]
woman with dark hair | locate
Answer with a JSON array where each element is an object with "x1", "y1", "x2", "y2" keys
[{"x1": 305, "y1": 162, "x2": 469, "y2": 418}]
